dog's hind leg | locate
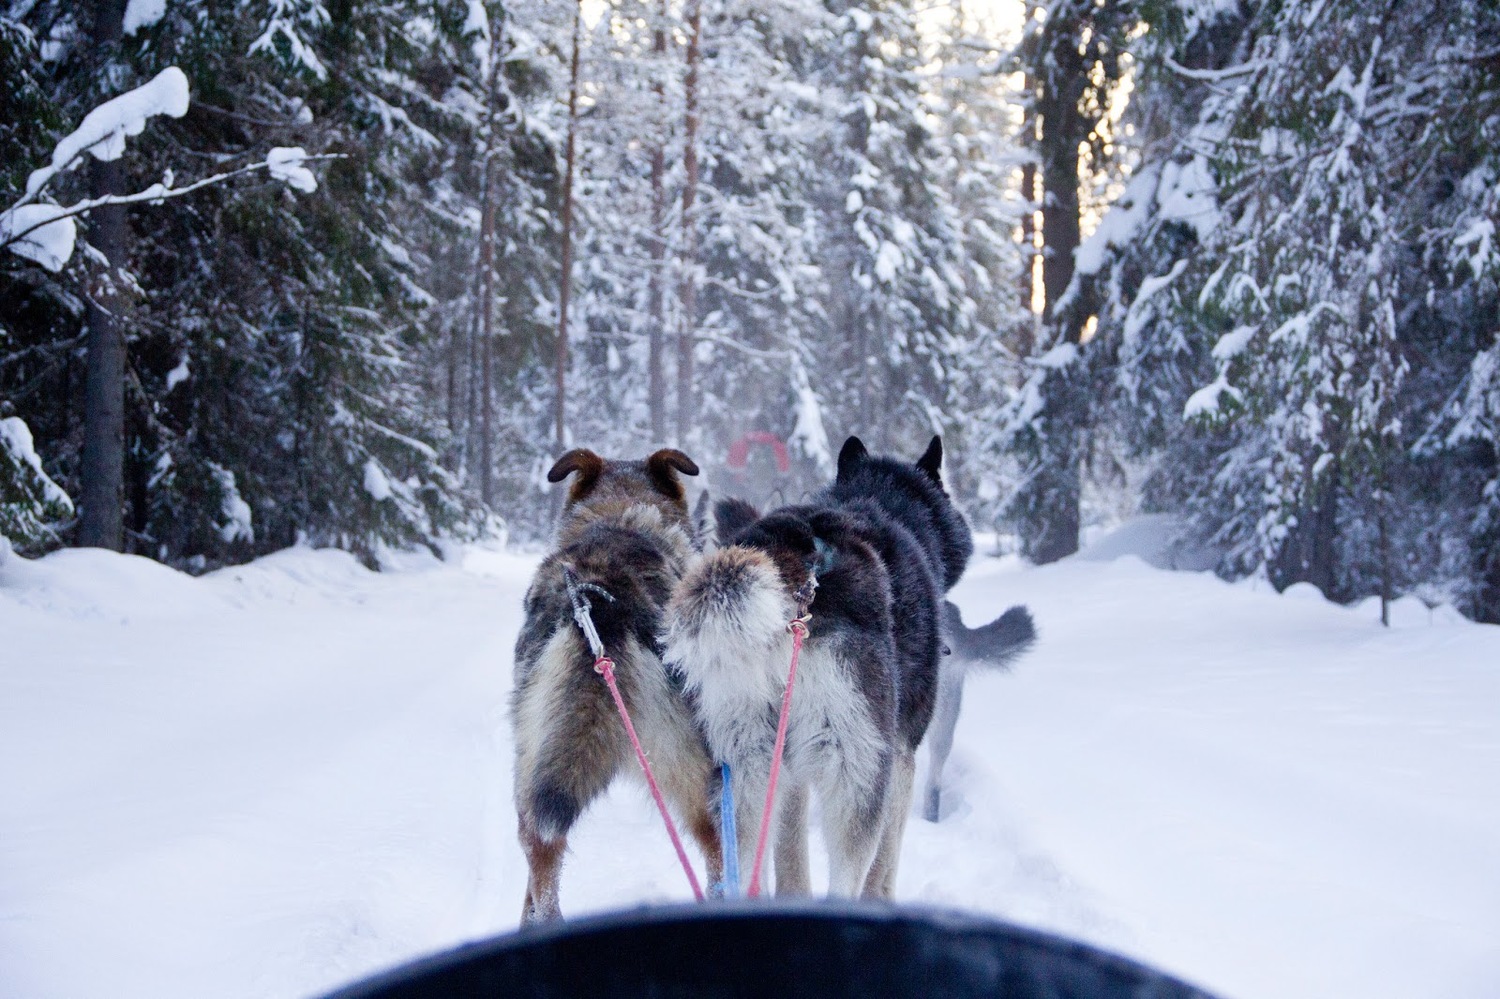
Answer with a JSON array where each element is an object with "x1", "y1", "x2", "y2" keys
[
  {"x1": 519, "y1": 812, "x2": 566, "y2": 924},
  {"x1": 922, "y1": 668, "x2": 964, "y2": 822},
  {"x1": 773, "y1": 782, "x2": 811, "y2": 896},
  {"x1": 863, "y1": 747, "x2": 916, "y2": 899},
  {"x1": 822, "y1": 763, "x2": 888, "y2": 899},
  {"x1": 662, "y1": 754, "x2": 722, "y2": 893}
]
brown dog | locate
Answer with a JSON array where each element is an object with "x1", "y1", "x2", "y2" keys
[{"x1": 511, "y1": 448, "x2": 722, "y2": 923}]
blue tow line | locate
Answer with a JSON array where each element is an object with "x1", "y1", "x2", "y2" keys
[{"x1": 718, "y1": 762, "x2": 740, "y2": 898}]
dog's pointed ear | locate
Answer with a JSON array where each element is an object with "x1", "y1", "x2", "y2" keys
[
  {"x1": 714, "y1": 497, "x2": 760, "y2": 542},
  {"x1": 916, "y1": 436, "x2": 943, "y2": 484},
  {"x1": 547, "y1": 449, "x2": 605, "y2": 501},
  {"x1": 645, "y1": 448, "x2": 699, "y2": 500},
  {"x1": 836, "y1": 436, "x2": 868, "y2": 482}
]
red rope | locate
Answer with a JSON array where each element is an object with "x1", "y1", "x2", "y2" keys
[
  {"x1": 594, "y1": 655, "x2": 705, "y2": 902},
  {"x1": 747, "y1": 616, "x2": 809, "y2": 898}
]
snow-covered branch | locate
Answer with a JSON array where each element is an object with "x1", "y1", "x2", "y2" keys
[
  {"x1": 1, "y1": 64, "x2": 331, "y2": 272},
  {"x1": 1162, "y1": 56, "x2": 1265, "y2": 82}
]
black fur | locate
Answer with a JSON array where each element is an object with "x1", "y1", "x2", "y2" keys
[
  {"x1": 713, "y1": 435, "x2": 972, "y2": 752},
  {"x1": 825, "y1": 435, "x2": 974, "y2": 593},
  {"x1": 714, "y1": 497, "x2": 762, "y2": 546}
]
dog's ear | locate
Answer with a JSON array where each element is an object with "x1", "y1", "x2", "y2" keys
[
  {"x1": 836, "y1": 436, "x2": 868, "y2": 482},
  {"x1": 547, "y1": 448, "x2": 605, "y2": 501},
  {"x1": 714, "y1": 497, "x2": 760, "y2": 543},
  {"x1": 645, "y1": 448, "x2": 699, "y2": 500},
  {"x1": 916, "y1": 436, "x2": 943, "y2": 484}
]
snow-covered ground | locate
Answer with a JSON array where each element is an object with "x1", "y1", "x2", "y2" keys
[{"x1": 3, "y1": 528, "x2": 1498, "y2": 999}]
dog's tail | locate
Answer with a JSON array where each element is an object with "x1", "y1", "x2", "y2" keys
[
  {"x1": 665, "y1": 544, "x2": 795, "y2": 703},
  {"x1": 943, "y1": 601, "x2": 1036, "y2": 670}
]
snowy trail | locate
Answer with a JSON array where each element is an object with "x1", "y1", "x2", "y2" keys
[{"x1": 3, "y1": 538, "x2": 1499, "y2": 999}]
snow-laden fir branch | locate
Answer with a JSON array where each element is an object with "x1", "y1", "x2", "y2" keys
[{"x1": 1, "y1": 65, "x2": 334, "y2": 272}]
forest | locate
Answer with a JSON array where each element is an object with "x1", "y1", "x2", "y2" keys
[{"x1": 2, "y1": 0, "x2": 1498, "y2": 622}]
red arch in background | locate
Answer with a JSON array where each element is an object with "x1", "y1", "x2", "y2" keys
[{"x1": 726, "y1": 431, "x2": 790, "y2": 474}]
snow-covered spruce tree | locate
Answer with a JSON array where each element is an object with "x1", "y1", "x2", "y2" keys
[
  {"x1": 0, "y1": 411, "x2": 73, "y2": 553},
  {"x1": 999, "y1": 0, "x2": 1132, "y2": 563},
  {"x1": 0, "y1": 15, "x2": 72, "y2": 550},
  {"x1": 443, "y1": 1, "x2": 561, "y2": 539},
  {"x1": 1045, "y1": 0, "x2": 1254, "y2": 565},
  {"x1": 553, "y1": 0, "x2": 834, "y2": 505},
  {"x1": 684, "y1": 0, "x2": 836, "y2": 492},
  {"x1": 1080, "y1": 0, "x2": 1500, "y2": 618},
  {"x1": 808, "y1": 1, "x2": 973, "y2": 468},
  {"x1": 919, "y1": 2, "x2": 1034, "y2": 527},
  {"x1": 2, "y1": 1, "x2": 495, "y2": 568}
]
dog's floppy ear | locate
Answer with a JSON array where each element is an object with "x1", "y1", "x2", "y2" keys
[
  {"x1": 547, "y1": 448, "x2": 605, "y2": 501},
  {"x1": 836, "y1": 436, "x2": 868, "y2": 482},
  {"x1": 916, "y1": 436, "x2": 943, "y2": 484},
  {"x1": 645, "y1": 448, "x2": 699, "y2": 500}
]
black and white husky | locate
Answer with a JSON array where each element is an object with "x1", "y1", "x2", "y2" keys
[
  {"x1": 923, "y1": 601, "x2": 1036, "y2": 822},
  {"x1": 666, "y1": 435, "x2": 975, "y2": 898},
  {"x1": 511, "y1": 448, "x2": 721, "y2": 924}
]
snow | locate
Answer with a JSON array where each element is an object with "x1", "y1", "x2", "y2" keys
[
  {"x1": 249, "y1": 4, "x2": 330, "y2": 81},
  {"x1": 165, "y1": 354, "x2": 190, "y2": 391},
  {"x1": 363, "y1": 458, "x2": 393, "y2": 502},
  {"x1": 1156, "y1": 156, "x2": 1223, "y2": 241},
  {"x1": 789, "y1": 362, "x2": 834, "y2": 474},
  {"x1": 874, "y1": 240, "x2": 902, "y2": 282},
  {"x1": 1211, "y1": 325, "x2": 1258, "y2": 362},
  {"x1": 2, "y1": 534, "x2": 1499, "y2": 999},
  {"x1": 0, "y1": 203, "x2": 76, "y2": 273},
  {"x1": 1184, "y1": 376, "x2": 1240, "y2": 419},
  {"x1": 123, "y1": 0, "x2": 167, "y2": 35},
  {"x1": 1123, "y1": 259, "x2": 1189, "y2": 344},
  {"x1": 266, "y1": 147, "x2": 317, "y2": 193},
  {"x1": 1075, "y1": 163, "x2": 1160, "y2": 277},
  {"x1": 1034, "y1": 342, "x2": 1079, "y2": 369},
  {"x1": 209, "y1": 464, "x2": 254, "y2": 544},
  {"x1": 25, "y1": 67, "x2": 190, "y2": 197}
]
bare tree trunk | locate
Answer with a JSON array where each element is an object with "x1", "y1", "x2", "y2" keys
[
  {"x1": 675, "y1": 0, "x2": 703, "y2": 448},
  {"x1": 1018, "y1": 66, "x2": 1040, "y2": 357},
  {"x1": 475, "y1": 19, "x2": 505, "y2": 505},
  {"x1": 1015, "y1": 4, "x2": 1089, "y2": 566},
  {"x1": 555, "y1": 0, "x2": 584, "y2": 453},
  {"x1": 1038, "y1": 67, "x2": 1084, "y2": 329},
  {"x1": 78, "y1": 0, "x2": 129, "y2": 551},
  {"x1": 647, "y1": 4, "x2": 669, "y2": 443},
  {"x1": 1378, "y1": 480, "x2": 1392, "y2": 626}
]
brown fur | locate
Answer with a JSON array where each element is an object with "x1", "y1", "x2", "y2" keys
[{"x1": 512, "y1": 448, "x2": 720, "y2": 924}]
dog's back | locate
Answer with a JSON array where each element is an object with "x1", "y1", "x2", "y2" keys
[
  {"x1": 667, "y1": 436, "x2": 975, "y2": 899},
  {"x1": 512, "y1": 448, "x2": 721, "y2": 924}
]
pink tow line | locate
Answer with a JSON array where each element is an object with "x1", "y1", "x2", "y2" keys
[
  {"x1": 746, "y1": 614, "x2": 810, "y2": 898},
  {"x1": 594, "y1": 654, "x2": 706, "y2": 902}
]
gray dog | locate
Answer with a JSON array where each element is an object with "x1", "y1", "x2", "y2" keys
[{"x1": 923, "y1": 601, "x2": 1036, "y2": 822}]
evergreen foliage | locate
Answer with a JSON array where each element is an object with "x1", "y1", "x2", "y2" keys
[{"x1": 1065, "y1": 0, "x2": 1500, "y2": 620}]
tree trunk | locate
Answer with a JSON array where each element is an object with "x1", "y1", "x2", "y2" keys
[
  {"x1": 1037, "y1": 48, "x2": 1086, "y2": 330},
  {"x1": 556, "y1": 0, "x2": 584, "y2": 453},
  {"x1": 475, "y1": 18, "x2": 505, "y2": 504},
  {"x1": 1271, "y1": 459, "x2": 1341, "y2": 598},
  {"x1": 78, "y1": 0, "x2": 129, "y2": 551},
  {"x1": 675, "y1": 0, "x2": 703, "y2": 448},
  {"x1": 647, "y1": 4, "x2": 669, "y2": 444},
  {"x1": 1014, "y1": 5, "x2": 1090, "y2": 565}
]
